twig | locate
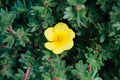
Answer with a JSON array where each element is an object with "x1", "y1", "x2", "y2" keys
[
  {"x1": 6, "y1": 26, "x2": 16, "y2": 35},
  {"x1": 24, "y1": 67, "x2": 31, "y2": 80},
  {"x1": 6, "y1": 26, "x2": 32, "y2": 45},
  {"x1": 0, "y1": 45, "x2": 9, "y2": 48},
  {"x1": 6, "y1": 26, "x2": 21, "y2": 38},
  {"x1": 88, "y1": 63, "x2": 91, "y2": 72},
  {"x1": 39, "y1": 25, "x2": 43, "y2": 34}
]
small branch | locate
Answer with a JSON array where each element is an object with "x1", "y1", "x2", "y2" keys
[
  {"x1": 6, "y1": 26, "x2": 16, "y2": 35},
  {"x1": 6, "y1": 26, "x2": 32, "y2": 45},
  {"x1": 0, "y1": 45, "x2": 9, "y2": 48},
  {"x1": 49, "y1": 58, "x2": 57, "y2": 80},
  {"x1": 53, "y1": 77, "x2": 59, "y2": 80},
  {"x1": 88, "y1": 63, "x2": 91, "y2": 72},
  {"x1": 39, "y1": 25, "x2": 43, "y2": 34},
  {"x1": 24, "y1": 67, "x2": 31, "y2": 80},
  {"x1": 6, "y1": 26, "x2": 21, "y2": 38}
]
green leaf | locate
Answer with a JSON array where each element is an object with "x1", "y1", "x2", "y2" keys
[
  {"x1": 13, "y1": 0, "x2": 26, "y2": 12},
  {"x1": 63, "y1": 7, "x2": 74, "y2": 20},
  {"x1": 112, "y1": 22, "x2": 120, "y2": 31},
  {"x1": 27, "y1": 22, "x2": 39, "y2": 32},
  {"x1": 0, "y1": 9, "x2": 16, "y2": 32},
  {"x1": 71, "y1": 60, "x2": 88, "y2": 79},
  {"x1": 75, "y1": 61, "x2": 87, "y2": 73},
  {"x1": 7, "y1": 12, "x2": 16, "y2": 25},
  {"x1": 109, "y1": 32, "x2": 115, "y2": 37},
  {"x1": 67, "y1": 0, "x2": 86, "y2": 6},
  {"x1": 3, "y1": 35, "x2": 14, "y2": 48},
  {"x1": 67, "y1": 0, "x2": 78, "y2": 6},
  {"x1": 96, "y1": 0, "x2": 104, "y2": 4},
  {"x1": 85, "y1": 53, "x2": 104, "y2": 71},
  {"x1": 14, "y1": 69, "x2": 24, "y2": 80},
  {"x1": 100, "y1": 34, "x2": 105, "y2": 43},
  {"x1": 31, "y1": 6, "x2": 45, "y2": 14},
  {"x1": 115, "y1": 38, "x2": 120, "y2": 44},
  {"x1": 71, "y1": 69, "x2": 78, "y2": 75},
  {"x1": 77, "y1": 0, "x2": 86, "y2": 4},
  {"x1": 19, "y1": 51, "x2": 35, "y2": 66},
  {"x1": 94, "y1": 77, "x2": 102, "y2": 80}
]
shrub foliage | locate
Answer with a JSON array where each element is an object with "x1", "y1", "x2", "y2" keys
[{"x1": 0, "y1": 0, "x2": 120, "y2": 80}]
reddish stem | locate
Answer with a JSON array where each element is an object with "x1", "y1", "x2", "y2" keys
[
  {"x1": 39, "y1": 25, "x2": 42, "y2": 34},
  {"x1": 6, "y1": 26, "x2": 32, "y2": 45},
  {"x1": 88, "y1": 63, "x2": 91, "y2": 72},
  {"x1": 6, "y1": 26, "x2": 22, "y2": 38},
  {"x1": 24, "y1": 67, "x2": 31, "y2": 80},
  {"x1": 6, "y1": 26, "x2": 16, "y2": 35}
]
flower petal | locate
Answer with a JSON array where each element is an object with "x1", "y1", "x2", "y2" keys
[
  {"x1": 44, "y1": 27, "x2": 54, "y2": 41},
  {"x1": 45, "y1": 42, "x2": 64, "y2": 54},
  {"x1": 68, "y1": 29, "x2": 75, "y2": 39},
  {"x1": 45, "y1": 42, "x2": 57, "y2": 50},
  {"x1": 53, "y1": 47, "x2": 64, "y2": 54},
  {"x1": 63, "y1": 40, "x2": 74, "y2": 50},
  {"x1": 54, "y1": 22, "x2": 69, "y2": 33}
]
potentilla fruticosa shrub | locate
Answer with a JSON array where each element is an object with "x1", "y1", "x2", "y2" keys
[{"x1": 0, "y1": 0, "x2": 120, "y2": 80}]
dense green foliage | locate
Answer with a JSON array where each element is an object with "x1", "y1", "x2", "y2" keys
[{"x1": 0, "y1": 0, "x2": 120, "y2": 80}]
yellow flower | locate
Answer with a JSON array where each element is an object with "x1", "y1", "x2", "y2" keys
[{"x1": 44, "y1": 22, "x2": 75, "y2": 54}]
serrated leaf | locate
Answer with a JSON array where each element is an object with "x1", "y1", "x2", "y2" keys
[
  {"x1": 85, "y1": 53, "x2": 104, "y2": 71},
  {"x1": 3, "y1": 35, "x2": 14, "y2": 48},
  {"x1": 8, "y1": 12, "x2": 16, "y2": 24},
  {"x1": 13, "y1": 0, "x2": 26, "y2": 12},
  {"x1": 71, "y1": 69, "x2": 78, "y2": 75},
  {"x1": 31, "y1": 6, "x2": 45, "y2": 13},
  {"x1": 71, "y1": 60, "x2": 88, "y2": 79},
  {"x1": 0, "y1": 9, "x2": 16, "y2": 32},
  {"x1": 14, "y1": 69, "x2": 24, "y2": 80}
]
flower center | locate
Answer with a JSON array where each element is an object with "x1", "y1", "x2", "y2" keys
[
  {"x1": 55, "y1": 35, "x2": 64, "y2": 42},
  {"x1": 53, "y1": 33, "x2": 68, "y2": 45}
]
